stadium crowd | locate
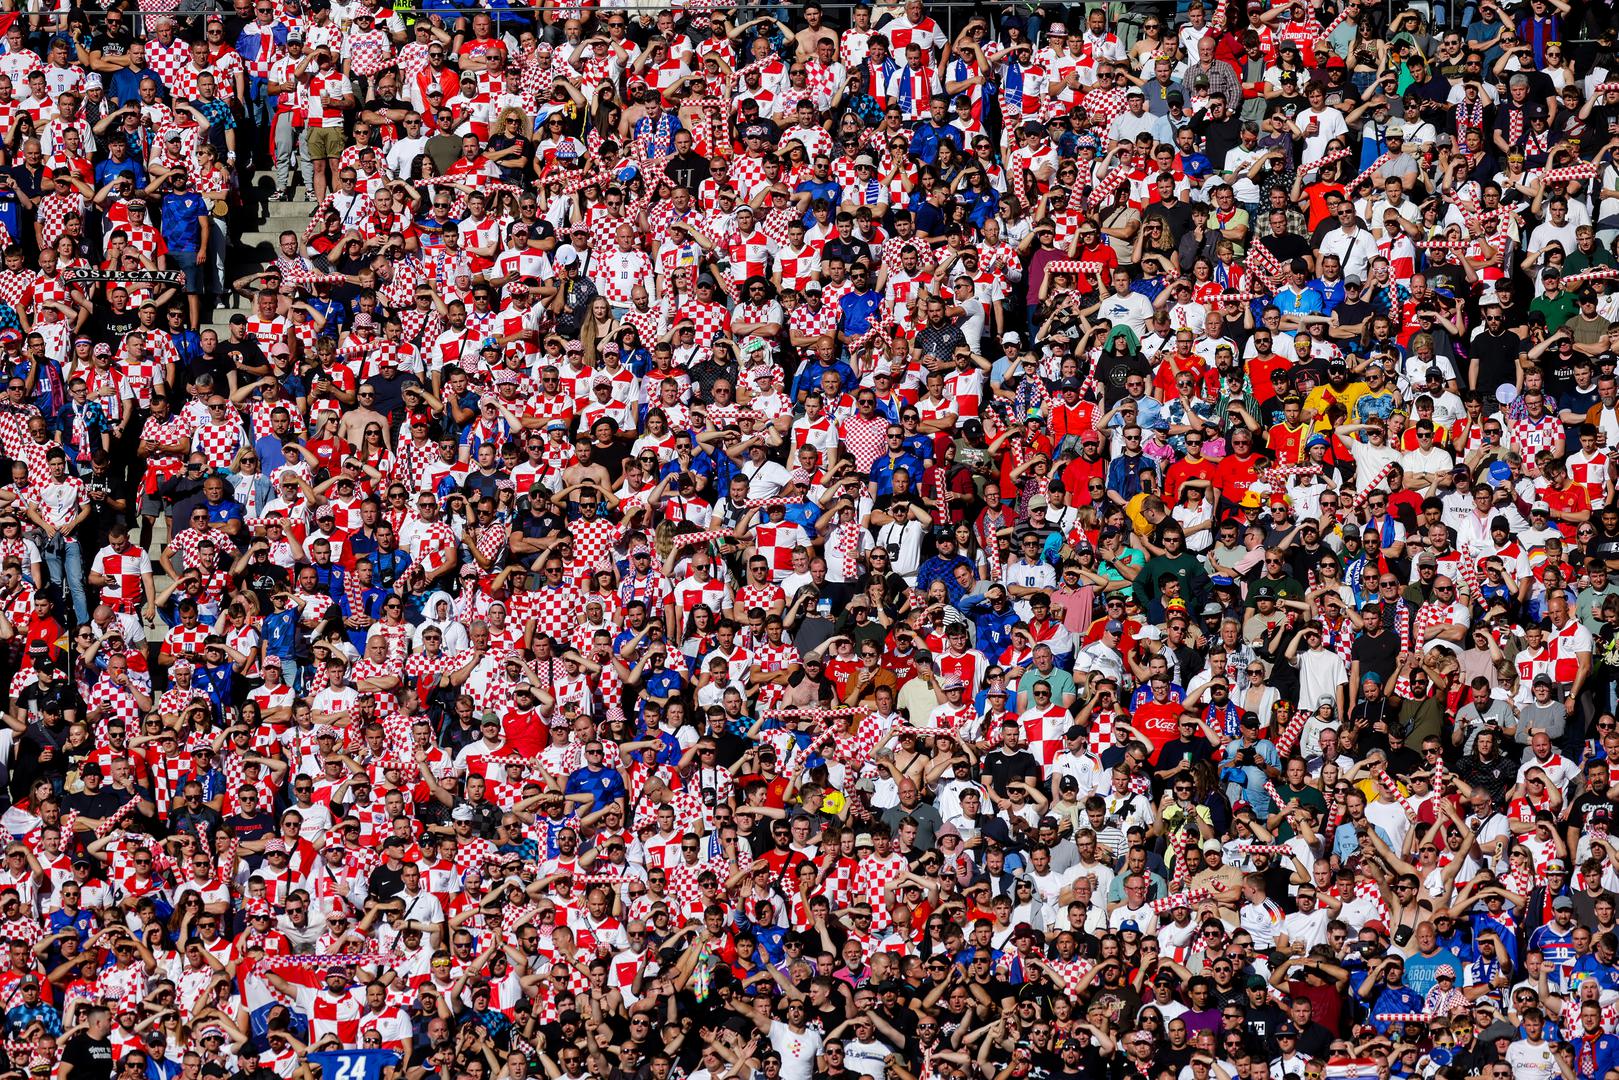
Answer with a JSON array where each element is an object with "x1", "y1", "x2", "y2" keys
[{"x1": 11, "y1": 1, "x2": 1619, "y2": 1080}]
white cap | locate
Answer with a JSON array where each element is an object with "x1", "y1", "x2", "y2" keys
[{"x1": 554, "y1": 244, "x2": 581, "y2": 268}]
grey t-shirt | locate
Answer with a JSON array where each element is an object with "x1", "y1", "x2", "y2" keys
[
  {"x1": 1455, "y1": 699, "x2": 1516, "y2": 753},
  {"x1": 1516, "y1": 700, "x2": 1567, "y2": 741}
]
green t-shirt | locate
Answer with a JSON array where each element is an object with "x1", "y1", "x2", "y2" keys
[
  {"x1": 1565, "y1": 248, "x2": 1617, "y2": 275},
  {"x1": 1137, "y1": 551, "x2": 1208, "y2": 607},
  {"x1": 1530, "y1": 290, "x2": 1579, "y2": 333},
  {"x1": 1273, "y1": 781, "x2": 1328, "y2": 842},
  {"x1": 1102, "y1": 546, "x2": 1147, "y2": 598},
  {"x1": 1019, "y1": 666, "x2": 1077, "y2": 704}
]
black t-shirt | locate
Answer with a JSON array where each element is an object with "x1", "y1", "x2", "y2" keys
[
  {"x1": 664, "y1": 151, "x2": 711, "y2": 193},
  {"x1": 1567, "y1": 792, "x2": 1618, "y2": 835},
  {"x1": 91, "y1": 30, "x2": 135, "y2": 60},
  {"x1": 213, "y1": 337, "x2": 268, "y2": 379},
  {"x1": 981, "y1": 747, "x2": 1041, "y2": 796},
  {"x1": 1094, "y1": 353, "x2": 1152, "y2": 407},
  {"x1": 1258, "y1": 231, "x2": 1311, "y2": 269},
  {"x1": 239, "y1": 558, "x2": 288, "y2": 609},
  {"x1": 1359, "y1": 731, "x2": 1421, "y2": 775},
  {"x1": 1335, "y1": 298, "x2": 1374, "y2": 331},
  {"x1": 1588, "y1": 103, "x2": 1619, "y2": 147},
  {"x1": 182, "y1": 351, "x2": 239, "y2": 392},
  {"x1": 1545, "y1": 354, "x2": 1582, "y2": 399},
  {"x1": 1350, "y1": 626, "x2": 1400, "y2": 685},
  {"x1": 1469, "y1": 329, "x2": 1522, "y2": 393},
  {"x1": 1590, "y1": 524, "x2": 1619, "y2": 565},
  {"x1": 367, "y1": 861, "x2": 406, "y2": 903},
  {"x1": 362, "y1": 93, "x2": 409, "y2": 119},
  {"x1": 1292, "y1": 1021, "x2": 1334, "y2": 1061},
  {"x1": 1145, "y1": 198, "x2": 1194, "y2": 242},
  {"x1": 61, "y1": 1034, "x2": 115, "y2": 1080},
  {"x1": 789, "y1": 580, "x2": 854, "y2": 654},
  {"x1": 1241, "y1": 1001, "x2": 1287, "y2": 1051},
  {"x1": 823, "y1": 235, "x2": 874, "y2": 269},
  {"x1": 63, "y1": 787, "x2": 124, "y2": 829},
  {"x1": 1197, "y1": 114, "x2": 1245, "y2": 168},
  {"x1": 100, "y1": 311, "x2": 140, "y2": 350}
]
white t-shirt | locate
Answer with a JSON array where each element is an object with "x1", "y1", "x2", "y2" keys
[
  {"x1": 843, "y1": 1037, "x2": 894, "y2": 1080},
  {"x1": 1364, "y1": 798, "x2": 1414, "y2": 852},
  {"x1": 1094, "y1": 290, "x2": 1154, "y2": 338},
  {"x1": 768, "y1": 1020, "x2": 824, "y2": 1080},
  {"x1": 1506, "y1": 1038, "x2": 1558, "y2": 1080},
  {"x1": 1279, "y1": 907, "x2": 1332, "y2": 950},
  {"x1": 1300, "y1": 107, "x2": 1348, "y2": 164},
  {"x1": 1224, "y1": 145, "x2": 1267, "y2": 204},
  {"x1": 740, "y1": 457, "x2": 792, "y2": 498},
  {"x1": 1297, "y1": 647, "x2": 1347, "y2": 713}
]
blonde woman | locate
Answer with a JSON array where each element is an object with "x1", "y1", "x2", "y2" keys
[
  {"x1": 486, "y1": 106, "x2": 532, "y2": 182},
  {"x1": 579, "y1": 294, "x2": 622, "y2": 366},
  {"x1": 1238, "y1": 660, "x2": 1281, "y2": 722},
  {"x1": 1129, "y1": 17, "x2": 1174, "y2": 76}
]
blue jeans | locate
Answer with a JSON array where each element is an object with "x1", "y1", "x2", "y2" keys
[
  {"x1": 246, "y1": 74, "x2": 271, "y2": 130},
  {"x1": 172, "y1": 249, "x2": 204, "y2": 294},
  {"x1": 43, "y1": 535, "x2": 87, "y2": 624}
]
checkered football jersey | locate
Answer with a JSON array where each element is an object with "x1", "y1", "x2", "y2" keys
[
  {"x1": 593, "y1": 248, "x2": 656, "y2": 308},
  {"x1": 671, "y1": 299, "x2": 730, "y2": 349},
  {"x1": 143, "y1": 36, "x2": 194, "y2": 96},
  {"x1": 90, "y1": 544, "x2": 152, "y2": 610}
]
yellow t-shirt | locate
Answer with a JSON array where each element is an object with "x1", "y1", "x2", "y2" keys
[{"x1": 1304, "y1": 380, "x2": 1369, "y2": 431}]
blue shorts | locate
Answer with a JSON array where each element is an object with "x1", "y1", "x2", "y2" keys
[{"x1": 171, "y1": 250, "x2": 203, "y2": 292}]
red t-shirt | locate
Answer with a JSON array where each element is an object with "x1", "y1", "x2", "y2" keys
[
  {"x1": 1543, "y1": 482, "x2": 1591, "y2": 542},
  {"x1": 1215, "y1": 453, "x2": 1261, "y2": 505},
  {"x1": 1247, "y1": 355, "x2": 1291, "y2": 403},
  {"x1": 1131, "y1": 701, "x2": 1185, "y2": 762},
  {"x1": 1165, "y1": 456, "x2": 1219, "y2": 506},
  {"x1": 823, "y1": 656, "x2": 861, "y2": 701},
  {"x1": 305, "y1": 436, "x2": 348, "y2": 478},
  {"x1": 1266, "y1": 421, "x2": 1310, "y2": 466},
  {"x1": 1062, "y1": 455, "x2": 1106, "y2": 508}
]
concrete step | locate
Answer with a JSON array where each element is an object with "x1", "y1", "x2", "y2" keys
[
  {"x1": 261, "y1": 218, "x2": 315, "y2": 234},
  {"x1": 251, "y1": 213, "x2": 312, "y2": 225}
]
